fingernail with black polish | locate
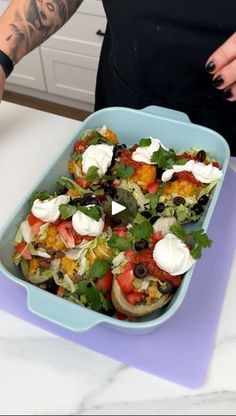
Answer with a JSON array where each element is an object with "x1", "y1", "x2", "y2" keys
[
  {"x1": 213, "y1": 75, "x2": 224, "y2": 88},
  {"x1": 223, "y1": 89, "x2": 233, "y2": 100},
  {"x1": 206, "y1": 61, "x2": 216, "y2": 73}
]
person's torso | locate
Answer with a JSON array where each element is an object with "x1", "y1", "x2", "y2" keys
[{"x1": 101, "y1": 0, "x2": 235, "y2": 108}]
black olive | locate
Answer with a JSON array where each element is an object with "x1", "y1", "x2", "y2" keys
[
  {"x1": 46, "y1": 279, "x2": 58, "y2": 295},
  {"x1": 113, "y1": 144, "x2": 127, "y2": 159},
  {"x1": 134, "y1": 263, "x2": 149, "y2": 279},
  {"x1": 156, "y1": 167, "x2": 165, "y2": 179},
  {"x1": 158, "y1": 280, "x2": 173, "y2": 294},
  {"x1": 134, "y1": 239, "x2": 149, "y2": 251},
  {"x1": 81, "y1": 193, "x2": 98, "y2": 206},
  {"x1": 173, "y1": 196, "x2": 185, "y2": 206},
  {"x1": 192, "y1": 204, "x2": 204, "y2": 215},
  {"x1": 149, "y1": 215, "x2": 159, "y2": 225},
  {"x1": 70, "y1": 197, "x2": 83, "y2": 206},
  {"x1": 104, "y1": 185, "x2": 116, "y2": 198},
  {"x1": 141, "y1": 210, "x2": 152, "y2": 219},
  {"x1": 156, "y1": 203, "x2": 165, "y2": 213},
  {"x1": 196, "y1": 150, "x2": 206, "y2": 163},
  {"x1": 57, "y1": 186, "x2": 68, "y2": 196},
  {"x1": 198, "y1": 195, "x2": 209, "y2": 206}
]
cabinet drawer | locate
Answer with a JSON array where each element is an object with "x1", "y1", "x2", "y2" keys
[
  {"x1": 43, "y1": 1, "x2": 106, "y2": 58},
  {"x1": 41, "y1": 48, "x2": 98, "y2": 104},
  {"x1": 6, "y1": 49, "x2": 46, "y2": 91}
]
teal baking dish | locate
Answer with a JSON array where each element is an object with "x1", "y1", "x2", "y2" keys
[{"x1": 0, "y1": 106, "x2": 230, "y2": 334}]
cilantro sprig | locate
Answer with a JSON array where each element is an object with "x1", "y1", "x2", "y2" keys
[
  {"x1": 72, "y1": 280, "x2": 112, "y2": 312},
  {"x1": 85, "y1": 166, "x2": 100, "y2": 181},
  {"x1": 139, "y1": 138, "x2": 152, "y2": 147},
  {"x1": 89, "y1": 258, "x2": 110, "y2": 279},
  {"x1": 151, "y1": 147, "x2": 188, "y2": 169},
  {"x1": 28, "y1": 191, "x2": 50, "y2": 208},
  {"x1": 78, "y1": 205, "x2": 102, "y2": 222},
  {"x1": 130, "y1": 217, "x2": 153, "y2": 242},
  {"x1": 107, "y1": 233, "x2": 132, "y2": 251},
  {"x1": 59, "y1": 204, "x2": 77, "y2": 219},
  {"x1": 114, "y1": 163, "x2": 134, "y2": 179},
  {"x1": 170, "y1": 224, "x2": 213, "y2": 259}
]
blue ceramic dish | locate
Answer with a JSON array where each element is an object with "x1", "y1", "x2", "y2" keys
[{"x1": 0, "y1": 106, "x2": 230, "y2": 334}]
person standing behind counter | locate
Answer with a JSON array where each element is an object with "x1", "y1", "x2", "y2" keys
[{"x1": 0, "y1": 1, "x2": 235, "y2": 154}]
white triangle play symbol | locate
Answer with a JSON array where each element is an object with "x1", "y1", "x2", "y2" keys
[{"x1": 112, "y1": 201, "x2": 126, "y2": 216}]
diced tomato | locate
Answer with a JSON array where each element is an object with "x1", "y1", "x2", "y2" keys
[
  {"x1": 75, "y1": 177, "x2": 91, "y2": 189},
  {"x1": 116, "y1": 269, "x2": 135, "y2": 294},
  {"x1": 28, "y1": 212, "x2": 41, "y2": 226},
  {"x1": 147, "y1": 180, "x2": 161, "y2": 194},
  {"x1": 74, "y1": 140, "x2": 86, "y2": 153},
  {"x1": 177, "y1": 152, "x2": 195, "y2": 161},
  {"x1": 57, "y1": 221, "x2": 75, "y2": 248},
  {"x1": 151, "y1": 231, "x2": 164, "y2": 243},
  {"x1": 96, "y1": 271, "x2": 113, "y2": 293},
  {"x1": 212, "y1": 161, "x2": 220, "y2": 168},
  {"x1": 121, "y1": 262, "x2": 135, "y2": 273},
  {"x1": 28, "y1": 212, "x2": 45, "y2": 235},
  {"x1": 113, "y1": 226, "x2": 127, "y2": 238},
  {"x1": 124, "y1": 248, "x2": 136, "y2": 262},
  {"x1": 82, "y1": 235, "x2": 95, "y2": 242},
  {"x1": 57, "y1": 287, "x2": 65, "y2": 297},
  {"x1": 115, "y1": 311, "x2": 127, "y2": 320},
  {"x1": 16, "y1": 242, "x2": 32, "y2": 260},
  {"x1": 175, "y1": 171, "x2": 200, "y2": 185},
  {"x1": 126, "y1": 292, "x2": 143, "y2": 305}
]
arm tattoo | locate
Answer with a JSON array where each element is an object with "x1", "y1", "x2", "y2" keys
[{"x1": 5, "y1": 0, "x2": 84, "y2": 63}]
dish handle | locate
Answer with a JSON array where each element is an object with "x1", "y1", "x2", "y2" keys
[
  {"x1": 141, "y1": 105, "x2": 191, "y2": 123},
  {"x1": 27, "y1": 286, "x2": 104, "y2": 332}
]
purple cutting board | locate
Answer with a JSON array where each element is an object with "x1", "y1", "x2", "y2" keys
[{"x1": 0, "y1": 164, "x2": 236, "y2": 388}]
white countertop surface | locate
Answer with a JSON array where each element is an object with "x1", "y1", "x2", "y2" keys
[{"x1": 0, "y1": 101, "x2": 236, "y2": 415}]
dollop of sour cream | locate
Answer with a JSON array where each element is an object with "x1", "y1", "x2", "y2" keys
[
  {"x1": 82, "y1": 144, "x2": 114, "y2": 176},
  {"x1": 162, "y1": 160, "x2": 222, "y2": 184},
  {"x1": 72, "y1": 210, "x2": 104, "y2": 236},
  {"x1": 132, "y1": 138, "x2": 167, "y2": 164},
  {"x1": 153, "y1": 233, "x2": 196, "y2": 276},
  {"x1": 32, "y1": 195, "x2": 70, "y2": 223}
]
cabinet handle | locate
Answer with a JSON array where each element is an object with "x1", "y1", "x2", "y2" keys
[{"x1": 96, "y1": 29, "x2": 105, "y2": 37}]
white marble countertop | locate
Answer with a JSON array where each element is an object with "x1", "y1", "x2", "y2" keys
[{"x1": 0, "y1": 101, "x2": 236, "y2": 415}]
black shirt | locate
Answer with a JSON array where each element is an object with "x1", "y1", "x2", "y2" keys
[{"x1": 95, "y1": 1, "x2": 236, "y2": 154}]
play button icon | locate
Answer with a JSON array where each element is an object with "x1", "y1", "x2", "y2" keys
[
  {"x1": 111, "y1": 188, "x2": 138, "y2": 225},
  {"x1": 112, "y1": 201, "x2": 126, "y2": 216}
]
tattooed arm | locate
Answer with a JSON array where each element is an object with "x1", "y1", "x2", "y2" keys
[{"x1": 0, "y1": 0, "x2": 84, "y2": 64}]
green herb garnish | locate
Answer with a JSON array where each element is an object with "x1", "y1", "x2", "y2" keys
[
  {"x1": 139, "y1": 138, "x2": 152, "y2": 147},
  {"x1": 78, "y1": 205, "x2": 102, "y2": 222},
  {"x1": 59, "y1": 204, "x2": 77, "y2": 219},
  {"x1": 114, "y1": 163, "x2": 134, "y2": 179},
  {"x1": 28, "y1": 191, "x2": 50, "y2": 208},
  {"x1": 89, "y1": 259, "x2": 110, "y2": 279},
  {"x1": 73, "y1": 280, "x2": 102, "y2": 312},
  {"x1": 85, "y1": 166, "x2": 100, "y2": 181},
  {"x1": 170, "y1": 224, "x2": 213, "y2": 259},
  {"x1": 151, "y1": 147, "x2": 177, "y2": 169},
  {"x1": 130, "y1": 220, "x2": 153, "y2": 242},
  {"x1": 107, "y1": 233, "x2": 132, "y2": 251}
]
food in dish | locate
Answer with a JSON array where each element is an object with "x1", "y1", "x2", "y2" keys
[{"x1": 13, "y1": 128, "x2": 219, "y2": 320}]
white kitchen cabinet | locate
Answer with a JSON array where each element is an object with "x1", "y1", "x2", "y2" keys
[
  {"x1": 7, "y1": 49, "x2": 46, "y2": 91},
  {"x1": 2, "y1": 0, "x2": 106, "y2": 110},
  {"x1": 41, "y1": 0, "x2": 106, "y2": 105},
  {"x1": 41, "y1": 48, "x2": 98, "y2": 104}
]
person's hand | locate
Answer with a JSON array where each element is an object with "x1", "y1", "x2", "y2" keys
[
  {"x1": 205, "y1": 32, "x2": 236, "y2": 102},
  {"x1": 0, "y1": 66, "x2": 6, "y2": 102}
]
